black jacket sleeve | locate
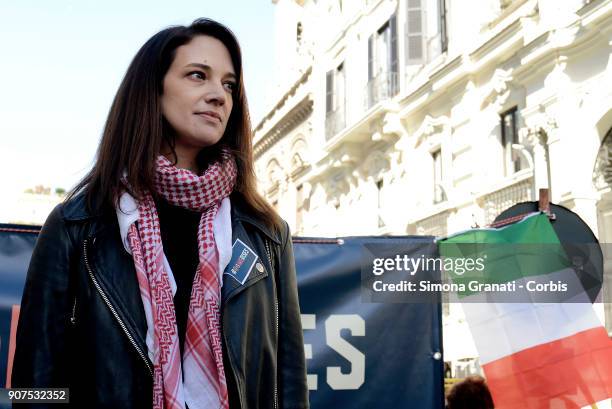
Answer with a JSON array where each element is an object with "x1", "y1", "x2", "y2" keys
[
  {"x1": 277, "y1": 222, "x2": 310, "y2": 409},
  {"x1": 11, "y1": 204, "x2": 74, "y2": 390}
]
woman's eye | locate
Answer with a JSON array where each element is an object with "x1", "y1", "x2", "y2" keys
[
  {"x1": 188, "y1": 71, "x2": 205, "y2": 80},
  {"x1": 224, "y1": 82, "x2": 237, "y2": 92}
]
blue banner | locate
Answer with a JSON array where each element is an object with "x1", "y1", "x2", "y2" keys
[
  {"x1": 294, "y1": 236, "x2": 444, "y2": 408},
  {"x1": 0, "y1": 224, "x2": 39, "y2": 394},
  {"x1": 0, "y1": 226, "x2": 444, "y2": 408}
]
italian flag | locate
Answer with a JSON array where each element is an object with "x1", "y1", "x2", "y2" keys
[{"x1": 439, "y1": 213, "x2": 612, "y2": 409}]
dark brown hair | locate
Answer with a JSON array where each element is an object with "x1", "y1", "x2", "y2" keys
[
  {"x1": 446, "y1": 376, "x2": 495, "y2": 409},
  {"x1": 69, "y1": 18, "x2": 281, "y2": 230}
]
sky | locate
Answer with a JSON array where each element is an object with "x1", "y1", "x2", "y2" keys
[{"x1": 0, "y1": 0, "x2": 276, "y2": 197}]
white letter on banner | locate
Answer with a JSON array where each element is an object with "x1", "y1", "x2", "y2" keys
[
  {"x1": 325, "y1": 314, "x2": 365, "y2": 390},
  {"x1": 301, "y1": 314, "x2": 318, "y2": 390}
]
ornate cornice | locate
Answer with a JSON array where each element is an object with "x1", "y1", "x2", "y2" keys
[
  {"x1": 254, "y1": 66, "x2": 312, "y2": 135},
  {"x1": 254, "y1": 97, "x2": 313, "y2": 159}
]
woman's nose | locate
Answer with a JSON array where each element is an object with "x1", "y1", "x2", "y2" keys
[{"x1": 204, "y1": 82, "x2": 226, "y2": 106}]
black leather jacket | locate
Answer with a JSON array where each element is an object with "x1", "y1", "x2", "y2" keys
[{"x1": 11, "y1": 192, "x2": 309, "y2": 409}]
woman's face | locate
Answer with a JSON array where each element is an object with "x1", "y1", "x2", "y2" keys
[{"x1": 161, "y1": 35, "x2": 236, "y2": 151}]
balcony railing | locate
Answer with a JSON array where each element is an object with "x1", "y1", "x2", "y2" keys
[
  {"x1": 365, "y1": 71, "x2": 399, "y2": 111},
  {"x1": 325, "y1": 105, "x2": 346, "y2": 140},
  {"x1": 413, "y1": 209, "x2": 450, "y2": 237},
  {"x1": 481, "y1": 177, "x2": 533, "y2": 224}
]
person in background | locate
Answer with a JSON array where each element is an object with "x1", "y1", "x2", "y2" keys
[
  {"x1": 12, "y1": 17, "x2": 309, "y2": 409},
  {"x1": 446, "y1": 375, "x2": 495, "y2": 409}
]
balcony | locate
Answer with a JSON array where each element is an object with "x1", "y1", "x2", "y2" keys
[
  {"x1": 365, "y1": 71, "x2": 399, "y2": 111},
  {"x1": 412, "y1": 209, "x2": 451, "y2": 237},
  {"x1": 325, "y1": 105, "x2": 346, "y2": 140},
  {"x1": 480, "y1": 176, "x2": 533, "y2": 224}
]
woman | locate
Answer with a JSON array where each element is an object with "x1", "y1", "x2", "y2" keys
[{"x1": 12, "y1": 18, "x2": 309, "y2": 409}]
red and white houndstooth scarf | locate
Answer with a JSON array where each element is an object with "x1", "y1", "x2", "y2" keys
[{"x1": 126, "y1": 150, "x2": 237, "y2": 409}]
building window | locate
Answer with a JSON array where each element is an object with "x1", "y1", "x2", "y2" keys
[
  {"x1": 501, "y1": 107, "x2": 519, "y2": 175},
  {"x1": 405, "y1": 0, "x2": 448, "y2": 66},
  {"x1": 405, "y1": 0, "x2": 424, "y2": 63},
  {"x1": 438, "y1": 0, "x2": 448, "y2": 53},
  {"x1": 432, "y1": 149, "x2": 445, "y2": 204},
  {"x1": 296, "y1": 22, "x2": 303, "y2": 45},
  {"x1": 325, "y1": 62, "x2": 346, "y2": 139},
  {"x1": 367, "y1": 14, "x2": 398, "y2": 109},
  {"x1": 377, "y1": 179, "x2": 385, "y2": 227},
  {"x1": 296, "y1": 184, "x2": 304, "y2": 234}
]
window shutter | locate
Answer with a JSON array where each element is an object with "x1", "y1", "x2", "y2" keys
[
  {"x1": 389, "y1": 13, "x2": 398, "y2": 94},
  {"x1": 405, "y1": 0, "x2": 424, "y2": 64},
  {"x1": 500, "y1": 107, "x2": 519, "y2": 175},
  {"x1": 326, "y1": 70, "x2": 334, "y2": 114},
  {"x1": 368, "y1": 34, "x2": 374, "y2": 81},
  {"x1": 336, "y1": 63, "x2": 345, "y2": 111},
  {"x1": 438, "y1": 0, "x2": 448, "y2": 53}
]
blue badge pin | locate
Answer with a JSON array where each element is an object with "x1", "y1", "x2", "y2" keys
[{"x1": 225, "y1": 238, "x2": 260, "y2": 285}]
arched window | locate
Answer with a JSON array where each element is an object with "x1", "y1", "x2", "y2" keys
[{"x1": 296, "y1": 22, "x2": 303, "y2": 45}]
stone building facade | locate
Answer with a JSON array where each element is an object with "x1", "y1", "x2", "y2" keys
[{"x1": 253, "y1": 0, "x2": 612, "y2": 375}]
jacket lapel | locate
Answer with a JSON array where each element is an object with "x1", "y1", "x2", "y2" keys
[
  {"x1": 221, "y1": 216, "x2": 269, "y2": 304},
  {"x1": 88, "y1": 223, "x2": 149, "y2": 360}
]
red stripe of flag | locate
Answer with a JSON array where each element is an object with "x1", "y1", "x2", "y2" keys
[{"x1": 483, "y1": 326, "x2": 612, "y2": 409}]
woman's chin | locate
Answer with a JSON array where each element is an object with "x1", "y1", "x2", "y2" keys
[{"x1": 176, "y1": 132, "x2": 224, "y2": 150}]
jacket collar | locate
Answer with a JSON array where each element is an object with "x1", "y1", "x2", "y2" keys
[
  {"x1": 61, "y1": 192, "x2": 100, "y2": 221},
  {"x1": 229, "y1": 193, "x2": 281, "y2": 245},
  {"x1": 62, "y1": 191, "x2": 281, "y2": 245}
]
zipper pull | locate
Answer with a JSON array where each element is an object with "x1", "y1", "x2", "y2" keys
[{"x1": 70, "y1": 297, "x2": 77, "y2": 325}]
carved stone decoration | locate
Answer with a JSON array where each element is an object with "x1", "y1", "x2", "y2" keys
[
  {"x1": 481, "y1": 68, "x2": 514, "y2": 110},
  {"x1": 520, "y1": 110, "x2": 558, "y2": 148},
  {"x1": 292, "y1": 153, "x2": 305, "y2": 171},
  {"x1": 518, "y1": 113, "x2": 556, "y2": 170},
  {"x1": 310, "y1": 182, "x2": 326, "y2": 210},
  {"x1": 593, "y1": 130, "x2": 612, "y2": 191},
  {"x1": 516, "y1": 113, "x2": 557, "y2": 192},
  {"x1": 413, "y1": 115, "x2": 450, "y2": 148},
  {"x1": 387, "y1": 150, "x2": 405, "y2": 184},
  {"x1": 298, "y1": 182, "x2": 312, "y2": 210},
  {"x1": 326, "y1": 170, "x2": 352, "y2": 206},
  {"x1": 544, "y1": 57, "x2": 571, "y2": 90},
  {"x1": 266, "y1": 159, "x2": 283, "y2": 193},
  {"x1": 519, "y1": 124, "x2": 548, "y2": 151},
  {"x1": 362, "y1": 150, "x2": 391, "y2": 182},
  {"x1": 381, "y1": 111, "x2": 407, "y2": 141},
  {"x1": 328, "y1": 143, "x2": 361, "y2": 171},
  {"x1": 290, "y1": 138, "x2": 310, "y2": 178}
]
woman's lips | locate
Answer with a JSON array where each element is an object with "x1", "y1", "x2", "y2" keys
[{"x1": 195, "y1": 112, "x2": 222, "y2": 123}]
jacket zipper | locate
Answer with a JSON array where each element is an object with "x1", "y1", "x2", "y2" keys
[
  {"x1": 83, "y1": 238, "x2": 153, "y2": 378},
  {"x1": 265, "y1": 240, "x2": 279, "y2": 409},
  {"x1": 70, "y1": 297, "x2": 77, "y2": 325},
  {"x1": 222, "y1": 325, "x2": 244, "y2": 407}
]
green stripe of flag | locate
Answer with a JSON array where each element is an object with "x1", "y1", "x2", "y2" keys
[{"x1": 439, "y1": 214, "x2": 570, "y2": 297}]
